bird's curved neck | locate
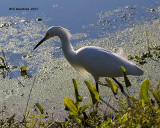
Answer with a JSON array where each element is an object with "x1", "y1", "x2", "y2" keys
[{"x1": 60, "y1": 37, "x2": 76, "y2": 63}]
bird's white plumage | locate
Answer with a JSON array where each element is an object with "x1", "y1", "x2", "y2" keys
[
  {"x1": 75, "y1": 46, "x2": 143, "y2": 81},
  {"x1": 34, "y1": 26, "x2": 143, "y2": 86}
]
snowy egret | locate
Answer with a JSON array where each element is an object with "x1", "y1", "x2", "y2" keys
[{"x1": 34, "y1": 26, "x2": 143, "y2": 92}]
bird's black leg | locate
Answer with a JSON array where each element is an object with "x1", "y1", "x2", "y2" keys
[
  {"x1": 96, "y1": 81, "x2": 99, "y2": 93},
  {"x1": 112, "y1": 78, "x2": 124, "y2": 93}
]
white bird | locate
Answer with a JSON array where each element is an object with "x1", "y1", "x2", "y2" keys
[{"x1": 34, "y1": 26, "x2": 143, "y2": 92}]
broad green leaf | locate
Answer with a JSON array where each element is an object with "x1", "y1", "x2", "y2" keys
[
  {"x1": 75, "y1": 102, "x2": 80, "y2": 111},
  {"x1": 35, "y1": 103, "x2": 44, "y2": 114},
  {"x1": 7, "y1": 114, "x2": 15, "y2": 123},
  {"x1": 69, "y1": 111, "x2": 77, "y2": 117},
  {"x1": 105, "y1": 78, "x2": 118, "y2": 95},
  {"x1": 150, "y1": 89, "x2": 160, "y2": 107},
  {"x1": 139, "y1": 79, "x2": 150, "y2": 103},
  {"x1": 72, "y1": 116, "x2": 82, "y2": 126},
  {"x1": 84, "y1": 81, "x2": 99, "y2": 105},
  {"x1": 120, "y1": 66, "x2": 131, "y2": 87},
  {"x1": 141, "y1": 99, "x2": 145, "y2": 106},
  {"x1": 72, "y1": 79, "x2": 82, "y2": 103},
  {"x1": 79, "y1": 104, "x2": 88, "y2": 114},
  {"x1": 63, "y1": 97, "x2": 78, "y2": 116},
  {"x1": 20, "y1": 66, "x2": 27, "y2": 71}
]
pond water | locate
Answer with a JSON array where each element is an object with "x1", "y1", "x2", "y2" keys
[
  {"x1": 1, "y1": 0, "x2": 159, "y2": 35},
  {"x1": 0, "y1": 0, "x2": 159, "y2": 78},
  {"x1": 0, "y1": 0, "x2": 160, "y2": 120}
]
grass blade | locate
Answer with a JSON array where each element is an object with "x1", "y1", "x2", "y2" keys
[
  {"x1": 7, "y1": 114, "x2": 15, "y2": 123},
  {"x1": 146, "y1": 31, "x2": 151, "y2": 54}
]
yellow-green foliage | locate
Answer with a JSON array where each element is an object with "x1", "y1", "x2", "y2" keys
[
  {"x1": 1, "y1": 78, "x2": 160, "y2": 127},
  {"x1": 102, "y1": 79, "x2": 160, "y2": 128}
]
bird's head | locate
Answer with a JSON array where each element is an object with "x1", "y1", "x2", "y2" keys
[{"x1": 33, "y1": 26, "x2": 71, "y2": 50}]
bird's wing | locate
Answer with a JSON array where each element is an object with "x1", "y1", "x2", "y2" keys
[
  {"x1": 76, "y1": 46, "x2": 134, "y2": 77},
  {"x1": 77, "y1": 46, "x2": 125, "y2": 65}
]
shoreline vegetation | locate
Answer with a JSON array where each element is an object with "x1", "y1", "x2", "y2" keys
[
  {"x1": 0, "y1": 7, "x2": 160, "y2": 126},
  {"x1": 1, "y1": 76, "x2": 160, "y2": 127}
]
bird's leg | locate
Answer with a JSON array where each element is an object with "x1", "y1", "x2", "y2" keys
[
  {"x1": 112, "y1": 78, "x2": 124, "y2": 93},
  {"x1": 96, "y1": 81, "x2": 99, "y2": 93},
  {"x1": 112, "y1": 78, "x2": 131, "y2": 106}
]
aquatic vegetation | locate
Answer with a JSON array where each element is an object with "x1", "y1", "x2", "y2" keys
[
  {"x1": 1, "y1": 75, "x2": 160, "y2": 127},
  {"x1": 63, "y1": 79, "x2": 99, "y2": 127},
  {"x1": 0, "y1": 50, "x2": 30, "y2": 78},
  {"x1": 128, "y1": 31, "x2": 160, "y2": 64},
  {"x1": 20, "y1": 65, "x2": 29, "y2": 78},
  {"x1": 0, "y1": 50, "x2": 10, "y2": 78},
  {"x1": 145, "y1": 31, "x2": 151, "y2": 55}
]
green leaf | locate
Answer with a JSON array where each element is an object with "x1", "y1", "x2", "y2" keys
[
  {"x1": 79, "y1": 105, "x2": 88, "y2": 114},
  {"x1": 25, "y1": 106, "x2": 33, "y2": 119},
  {"x1": 20, "y1": 66, "x2": 27, "y2": 71},
  {"x1": 64, "y1": 120, "x2": 71, "y2": 127},
  {"x1": 20, "y1": 66, "x2": 28, "y2": 77},
  {"x1": 122, "y1": 112, "x2": 128, "y2": 123},
  {"x1": 75, "y1": 102, "x2": 80, "y2": 111},
  {"x1": 63, "y1": 97, "x2": 78, "y2": 116},
  {"x1": 150, "y1": 89, "x2": 160, "y2": 107},
  {"x1": 72, "y1": 79, "x2": 82, "y2": 103},
  {"x1": 7, "y1": 114, "x2": 15, "y2": 123},
  {"x1": 139, "y1": 79, "x2": 150, "y2": 103},
  {"x1": 120, "y1": 66, "x2": 131, "y2": 87},
  {"x1": 72, "y1": 116, "x2": 82, "y2": 126},
  {"x1": 84, "y1": 81, "x2": 99, "y2": 105},
  {"x1": 105, "y1": 78, "x2": 118, "y2": 95},
  {"x1": 128, "y1": 55, "x2": 133, "y2": 60},
  {"x1": 27, "y1": 114, "x2": 36, "y2": 121},
  {"x1": 129, "y1": 96, "x2": 139, "y2": 103},
  {"x1": 35, "y1": 103, "x2": 44, "y2": 114},
  {"x1": 120, "y1": 66, "x2": 126, "y2": 72},
  {"x1": 38, "y1": 114, "x2": 44, "y2": 117},
  {"x1": 155, "y1": 46, "x2": 160, "y2": 50}
]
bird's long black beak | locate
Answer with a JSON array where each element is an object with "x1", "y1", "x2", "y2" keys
[{"x1": 33, "y1": 34, "x2": 48, "y2": 50}]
